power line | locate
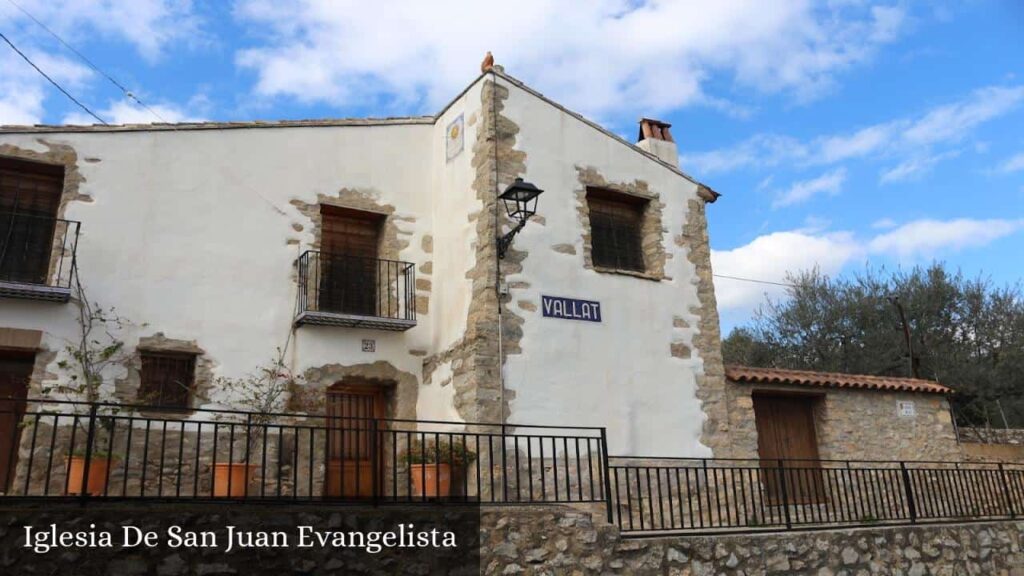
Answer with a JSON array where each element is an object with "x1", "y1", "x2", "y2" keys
[
  {"x1": 0, "y1": 30, "x2": 107, "y2": 125},
  {"x1": 4, "y1": 0, "x2": 288, "y2": 217},
  {"x1": 713, "y1": 273, "x2": 798, "y2": 288},
  {"x1": 5, "y1": 0, "x2": 171, "y2": 125}
]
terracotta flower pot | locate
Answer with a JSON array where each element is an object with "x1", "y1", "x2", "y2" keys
[
  {"x1": 410, "y1": 463, "x2": 452, "y2": 498},
  {"x1": 66, "y1": 456, "x2": 112, "y2": 496},
  {"x1": 213, "y1": 463, "x2": 257, "y2": 497},
  {"x1": 326, "y1": 460, "x2": 375, "y2": 499}
]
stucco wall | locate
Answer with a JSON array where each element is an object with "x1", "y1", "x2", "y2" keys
[
  {"x1": 721, "y1": 381, "x2": 961, "y2": 462},
  {"x1": 0, "y1": 71, "x2": 719, "y2": 458},
  {"x1": 496, "y1": 77, "x2": 712, "y2": 457},
  {"x1": 0, "y1": 123, "x2": 441, "y2": 418}
]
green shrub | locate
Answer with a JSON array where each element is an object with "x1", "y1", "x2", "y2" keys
[{"x1": 401, "y1": 437, "x2": 477, "y2": 467}]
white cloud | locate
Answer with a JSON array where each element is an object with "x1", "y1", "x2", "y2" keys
[
  {"x1": 879, "y1": 149, "x2": 960, "y2": 183},
  {"x1": 0, "y1": 1, "x2": 200, "y2": 125},
  {"x1": 871, "y1": 217, "x2": 897, "y2": 229},
  {"x1": 902, "y1": 86, "x2": 1024, "y2": 147},
  {"x1": 0, "y1": 49, "x2": 92, "y2": 125},
  {"x1": 773, "y1": 168, "x2": 847, "y2": 208},
  {"x1": 713, "y1": 216, "x2": 1024, "y2": 314},
  {"x1": 868, "y1": 218, "x2": 1024, "y2": 257},
  {"x1": 997, "y1": 152, "x2": 1024, "y2": 173},
  {"x1": 1, "y1": 0, "x2": 201, "y2": 61},
  {"x1": 817, "y1": 122, "x2": 898, "y2": 164},
  {"x1": 683, "y1": 83, "x2": 1024, "y2": 176},
  {"x1": 234, "y1": 0, "x2": 906, "y2": 118},
  {"x1": 62, "y1": 99, "x2": 202, "y2": 125},
  {"x1": 711, "y1": 230, "x2": 861, "y2": 313},
  {"x1": 680, "y1": 134, "x2": 808, "y2": 174}
]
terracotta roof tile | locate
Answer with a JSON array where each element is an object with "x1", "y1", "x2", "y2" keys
[{"x1": 725, "y1": 365, "x2": 952, "y2": 395}]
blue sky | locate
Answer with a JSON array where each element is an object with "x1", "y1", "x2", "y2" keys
[{"x1": 2, "y1": 1, "x2": 1022, "y2": 332}]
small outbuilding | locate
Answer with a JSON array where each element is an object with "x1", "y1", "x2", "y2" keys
[{"x1": 719, "y1": 365, "x2": 959, "y2": 462}]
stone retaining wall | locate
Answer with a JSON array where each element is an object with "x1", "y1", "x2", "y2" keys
[
  {"x1": 960, "y1": 428, "x2": 1024, "y2": 445},
  {"x1": 481, "y1": 506, "x2": 1024, "y2": 575}
]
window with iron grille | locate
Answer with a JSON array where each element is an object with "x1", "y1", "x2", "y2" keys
[
  {"x1": 138, "y1": 351, "x2": 197, "y2": 410},
  {"x1": 587, "y1": 189, "x2": 647, "y2": 272},
  {"x1": 0, "y1": 157, "x2": 63, "y2": 285}
]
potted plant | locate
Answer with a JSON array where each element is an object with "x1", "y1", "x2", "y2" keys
[
  {"x1": 65, "y1": 448, "x2": 115, "y2": 496},
  {"x1": 401, "y1": 437, "x2": 477, "y2": 498},
  {"x1": 51, "y1": 280, "x2": 133, "y2": 496},
  {"x1": 212, "y1": 350, "x2": 293, "y2": 497}
]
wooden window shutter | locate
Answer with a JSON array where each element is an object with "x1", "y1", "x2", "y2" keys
[
  {"x1": 587, "y1": 190, "x2": 646, "y2": 272},
  {"x1": 139, "y1": 352, "x2": 197, "y2": 410},
  {"x1": 0, "y1": 158, "x2": 64, "y2": 284}
]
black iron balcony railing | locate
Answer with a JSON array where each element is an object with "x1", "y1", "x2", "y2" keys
[
  {"x1": 294, "y1": 250, "x2": 416, "y2": 331},
  {"x1": 0, "y1": 398, "x2": 607, "y2": 505},
  {"x1": 0, "y1": 210, "x2": 80, "y2": 302}
]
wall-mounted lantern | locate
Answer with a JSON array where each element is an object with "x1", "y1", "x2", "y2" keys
[{"x1": 497, "y1": 178, "x2": 543, "y2": 259}]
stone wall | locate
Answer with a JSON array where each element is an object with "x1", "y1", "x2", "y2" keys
[
  {"x1": 720, "y1": 382, "x2": 961, "y2": 462},
  {"x1": 959, "y1": 428, "x2": 1024, "y2": 445},
  {"x1": 961, "y1": 442, "x2": 1024, "y2": 463},
  {"x1": 481, "y1": 505, "x2": 1024, "y2": 575},
  {"x1": 681, "y1": 192, "x2": 731, "y2": 459}
]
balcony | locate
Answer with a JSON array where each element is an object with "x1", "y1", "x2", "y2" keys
[
  {"x1": 294, "y1": 250, "x2": 416, "y2": 331},
  {"x1": 0, "y1": 211, "x2": 80, "y2": 303}
]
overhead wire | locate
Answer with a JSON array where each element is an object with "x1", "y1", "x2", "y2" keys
[
  {"x1": 712, "y1": 274, "x2": 798, "y2": 288},
  {"x1": 0, "y1": 30, "x2": 107, "y2": 125},
  {"x1": 4, "y1": 0, "x2": 171, "y2": 125}
]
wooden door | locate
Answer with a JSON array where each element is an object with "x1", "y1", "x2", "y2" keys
[
  {"x1": 0, "y1": 351, "x2": 33, "y2": 492},
  {"x1": 318, "y1": 206, "x2": 382, "y2": 316},
  {"x1": 0, "y1": 158, "x2": 63, "y2": 285},
  {"x1": 325, "y1": 383, "x2": 387, "y2": 499},
  {"x1": 753, "y1": 395, "x2": 825, "y2": 504}
]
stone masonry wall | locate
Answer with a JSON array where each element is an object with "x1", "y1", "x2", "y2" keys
[
  {"x1": 680, "y1": 190, "x2": 731, "y2": 459},
  {"x1": 960, "y1": 428, "x2": 1024, "y2": 445},
  {"x1": 721, "y1": 382, "x2": 962, "y2": 462},
  {"x1": 482, "y1": 505, "x2": 1024, "y2": 575}
]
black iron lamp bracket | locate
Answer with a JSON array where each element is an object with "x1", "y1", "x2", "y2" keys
[{"x1": 497, "y1": 220, "x2": 527, "y2": 259}]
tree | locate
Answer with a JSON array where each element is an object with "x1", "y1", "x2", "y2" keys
[{"x1": 722, "y1": 263, "x2": 1024, "y2": 427}]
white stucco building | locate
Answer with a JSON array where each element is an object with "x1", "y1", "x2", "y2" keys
[{"x1": 0, "y1": 67, "x2": 727, "y2": 468}]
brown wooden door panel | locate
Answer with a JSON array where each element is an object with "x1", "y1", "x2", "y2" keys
[
  {"x1": 753, "y1": 395, "x2": 825, "y2": 505},
  {"x1": 325, "y1": 383, "x2": 387, "y2": 499},
  {"x1": 319, "y1": 206, "x2": 382, "y2": 316},
  {"x1": 0, "y1": 351, "x2": 34, "y2": 492}
]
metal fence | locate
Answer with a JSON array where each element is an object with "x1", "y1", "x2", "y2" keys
[
  {"x1": 0, "y1": 399, "x2": 607, "y2": 505},
  {"x1": 6, "y1": 398, "x2": 1024, "y2": 537},
  {"x1": 608, "y1": 457, "x2": 1024, "y2": 536}
]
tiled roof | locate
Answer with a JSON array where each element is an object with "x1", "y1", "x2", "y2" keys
[{"x1": 725, "y1": 365, "x2": 952, "y2": 395}]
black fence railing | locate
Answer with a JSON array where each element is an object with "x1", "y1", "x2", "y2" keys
[
  {"x1": 5, "y1": 398, "x2": 1024, "y2": 537},
  {"x1": 609, "y1": 457, "x2": 1024, "y2": 536},
  {"x1": 0, "y1": 210, "x2": 80, "y2": 300},
  {"x1": 0, "y1": 399, "x2": 607, "y2": 505},
  {"x1": 294, "y1": 250, "x2": 416, "y2": 330}
]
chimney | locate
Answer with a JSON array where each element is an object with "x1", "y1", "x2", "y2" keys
[{"x1": 636, "y1": 118, "x2": 678, "y2": 167}]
